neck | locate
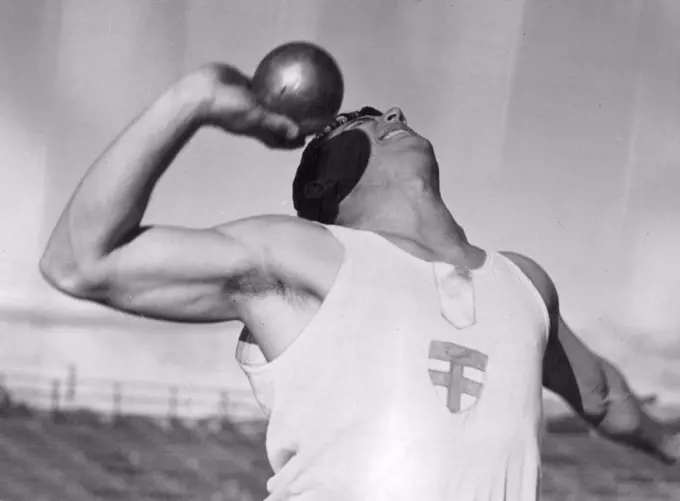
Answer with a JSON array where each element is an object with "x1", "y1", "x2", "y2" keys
[{"x1": 339, "y1": 189, "x2": 474, "y2": 262}]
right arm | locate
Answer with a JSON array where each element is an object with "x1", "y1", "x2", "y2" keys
[{"x1": 40, "y1": 64, "x2": 305, "y2": 322}]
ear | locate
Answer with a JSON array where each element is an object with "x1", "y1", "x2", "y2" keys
[{"x1": 303, "y1": 179, "x2": 336, "y2": 199}]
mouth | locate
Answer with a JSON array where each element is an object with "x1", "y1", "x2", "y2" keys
[{"x1": 379, "y1": 127, "x2": 411, "y2": 141}]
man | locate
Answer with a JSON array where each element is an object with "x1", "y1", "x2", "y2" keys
[{"x1": 40, "y1": 63, "x2": 678, "y2": 500}]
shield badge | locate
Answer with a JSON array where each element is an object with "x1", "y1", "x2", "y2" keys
[{"x1": 428, "y1": 340, "x2": 489, "y2": 413}]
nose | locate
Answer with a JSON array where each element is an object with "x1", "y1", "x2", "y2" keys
[{"x1": 383, "y1": 107, "x2": 407, "y2": 125}]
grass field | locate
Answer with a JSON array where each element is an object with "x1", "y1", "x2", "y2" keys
[
  {"x1": 541, "y1": 432, "x2": 680, "y2": 500},
  {"x1": 0, "y1": 409, "x2": 679, "y2": 500}
]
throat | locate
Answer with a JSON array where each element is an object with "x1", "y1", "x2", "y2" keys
[{"x1": 372, "y1": 227, "x2": 486, "y2": 271}]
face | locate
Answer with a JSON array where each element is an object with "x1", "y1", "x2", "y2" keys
[{"x1": 325, "y1": 107, "x2": 437, "y2": 189}]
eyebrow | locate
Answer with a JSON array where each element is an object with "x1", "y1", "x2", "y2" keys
[
  {"x1": 315, "y1": 109, "x2": 382, "y2": 142},
  {"x1": 341, "y1": 116, "x2": 375, "y2": 130},
  {"x1": 350, "y1": 116, "x2": 374, "y2": 124}
]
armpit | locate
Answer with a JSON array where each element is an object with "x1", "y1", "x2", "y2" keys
[{"x1": 225, "y1": 268, "x2": 285, "y2": 296}]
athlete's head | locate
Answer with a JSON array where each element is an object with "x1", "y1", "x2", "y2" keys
[{"x1": 292, "y1": 106, "x2": 438, "y2": 224}]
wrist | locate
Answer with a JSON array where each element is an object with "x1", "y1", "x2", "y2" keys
[{"x1": 167, "y1": 68, "x2": 217, "y2": 128}]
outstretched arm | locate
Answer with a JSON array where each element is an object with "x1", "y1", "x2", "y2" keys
[
  {"x1": 503, "y1": 252, "x2": 679, "y2": 464},
  {"x1": 548, "y1": 317, "x2": 678, "y2": 463},
  {"x1": 40, "y1": 64, "x2": 303, "y2": 322}
]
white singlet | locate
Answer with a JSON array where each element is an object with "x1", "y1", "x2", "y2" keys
[{"x1": 237, "y1": 224, "x2": 550, "y2": 501}]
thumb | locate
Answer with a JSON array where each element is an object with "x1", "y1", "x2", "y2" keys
[{"x1": 258, "y1": 110, "x2": 301, "y2": 141}]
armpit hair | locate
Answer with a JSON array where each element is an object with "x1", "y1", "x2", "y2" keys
[{"x1": 223, "y1": 268, "x2": 286, "y2": 297}]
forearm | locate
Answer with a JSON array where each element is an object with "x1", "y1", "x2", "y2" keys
[
  {"x1": 596, "y1": 359, "x2": 676, "y2": 463},
  {"x1": 42, "y1": 74, "x2": 210, "y2": 275}
]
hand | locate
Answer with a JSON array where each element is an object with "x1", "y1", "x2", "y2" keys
[
  {"x1": 191, "y1": 63, "x2": 305, "y2": 149},
  {"x1": 659, "y1": 431, "x2": 680, "y2": 465},
  {"x1": 599, "y1": 391, "x2": 680, "y2": 465}
]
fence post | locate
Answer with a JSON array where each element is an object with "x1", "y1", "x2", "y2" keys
[
  {"x1": 113, "y1": 382, "x2": 122, "y2": 418},
  {"x1": 169, "y1": 385, "x2": 179, "y2": 422},
  {"x1": 51, "y1": 378, "x2": 61, "y2": 414},
  {"x1": 66, "y1": 365, "x2": 77, "y2": 404},
  {"x1": 0, "y1": 372, "x2": 8, "y2": 410},
  {"x1": 219, "y1": 390, "x2": 229, "y2": 419}
]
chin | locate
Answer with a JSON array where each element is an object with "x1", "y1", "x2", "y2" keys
[
  {"x1": 409, "y1": 135, "x2": 435, "y2": 156},
  {"x1": 389, "y1": 135, "x2": 433, "y2": 156},
  {"x1": 376, "y1": 136, "x2": 437, "y2": 173},
  {"x1": 407, "y1": 138, "x2": 436, "y2": 164}
]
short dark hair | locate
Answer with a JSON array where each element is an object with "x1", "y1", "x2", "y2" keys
[{"x1": 292, "y1": 107, "x2": 382, "y2": 223}]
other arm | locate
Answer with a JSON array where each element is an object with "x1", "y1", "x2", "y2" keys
[{"x1": 503, "y1": 252, "x2": 679, "y2": 465}]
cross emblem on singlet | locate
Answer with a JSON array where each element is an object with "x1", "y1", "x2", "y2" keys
[{"x1": 429, "y1": 340, "x2": 488, "y2": 413}]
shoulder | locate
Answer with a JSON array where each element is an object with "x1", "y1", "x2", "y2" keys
[
  {"x1": 214, "y1": 213, "x2": 325, "y2": 234},
  {"x1": 214, "y1": 214, "x2": 337, "y2": 249},
  {"x1": 499, "y1": 251, "x2": 559, "y2": 315}
]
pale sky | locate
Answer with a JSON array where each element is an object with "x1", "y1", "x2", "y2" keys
[{"x1": 1, "y1": 0, "x2": 679, "y2": 404}]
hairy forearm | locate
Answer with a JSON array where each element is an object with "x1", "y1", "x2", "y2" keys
[
  {"x1": 42, "y1": 74, "x2": 209, "y2": 277},
  {"x1": 596, "y1": 359, "x2": 676, "y2": 464}
]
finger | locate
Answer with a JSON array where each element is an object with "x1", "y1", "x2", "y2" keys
[
  {"x1": 258, "y1": 111, "x2": 301, "y2": 141},
  {"x1": 258, "y1": 130, "x2": 307, "y2": 150}
]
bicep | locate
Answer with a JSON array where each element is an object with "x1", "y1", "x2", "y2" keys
[
  {"x1": 543, "y1": 315, "x2": 609, "y2": 423},
  {"x1": 83, "y1": 223, "x2": 266, "y2": 322}
]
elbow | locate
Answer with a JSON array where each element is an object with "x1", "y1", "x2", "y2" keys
[
  {"x1": 39, "y1": 252, "x2": 101, "y2": 298},
  {"x1": 40, "y1": 222, "x2": 109, "y2": 298},
  {"x1": 39, "y1": 255, "x2": 81, "y2": 296}
]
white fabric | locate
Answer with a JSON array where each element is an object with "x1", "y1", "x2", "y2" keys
[
  {"x1": 433, "y1": 261, "x2": 477, "y2": 329},
  {"x1": 237, "y1": 225, "x2": 551, "y2": 501}
]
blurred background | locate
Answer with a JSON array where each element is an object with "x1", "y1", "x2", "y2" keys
[{"x1": 1, "y1": 0, "x2": 680, "y2": 499}]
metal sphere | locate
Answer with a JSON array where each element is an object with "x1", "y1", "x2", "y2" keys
[{"x1": 252, "y1": 41, "x2": 344, "y2": 135}]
